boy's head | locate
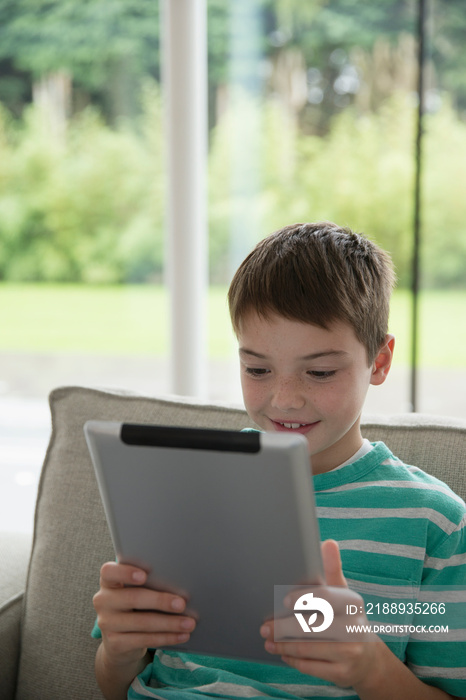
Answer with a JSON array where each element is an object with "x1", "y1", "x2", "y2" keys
[
  {"x1": 228, "y1": 221, "x2": 395, "y2": 365},
  {"x1": 228, "y1": 222, "x2": 396, "y2": 473}
]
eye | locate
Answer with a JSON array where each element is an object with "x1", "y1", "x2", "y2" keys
[
  {"x1": 244, "y1": 367, "x2": 270, "y2": 377},
  {"x1": 307, "y1": 370, "x2": 337, "y2": 379}
]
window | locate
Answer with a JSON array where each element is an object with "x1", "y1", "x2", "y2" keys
[{"x1": 0, "y1": 0, "x2": 464, "y2": 532}]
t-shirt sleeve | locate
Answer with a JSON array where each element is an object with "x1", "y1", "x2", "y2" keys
[
  {"x1": 405, "y1": 499, "x2": 466, "y2": 697},
  {"x1": 91, "y1": 618, "x2": 102, "y2": 639}
]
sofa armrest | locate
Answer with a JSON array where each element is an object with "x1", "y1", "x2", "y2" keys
[
  {"x1": 0, "y1": 593, "x2": 25, "y2": 700},
  {"x1": 0, "y1": 532, "x2": 32, "y2": 700}
]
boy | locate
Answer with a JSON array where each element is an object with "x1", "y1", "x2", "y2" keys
[{"x1": 92, "y1": 222, "x2": 466, "y2": 699}]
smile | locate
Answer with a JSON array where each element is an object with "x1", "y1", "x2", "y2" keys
[{"x1": 271, "y1": 419, "x2": 319, "y2": 433}]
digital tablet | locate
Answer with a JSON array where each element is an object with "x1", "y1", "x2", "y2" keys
[{"x1": 84, "y1": 421, "x2": 324, "y2": 663}]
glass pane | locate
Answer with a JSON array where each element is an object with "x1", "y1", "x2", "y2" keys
[
  {"x1": 0, "y1": 0, "x2": 164, "y2": 531},
  {"x1": 1, "y1": 0, "x2": 464, "y2": 533},
  {"x1": 417, "y1": 0, "x2": 466, "y2": 416},
  {"x1": 209, "y1": 0, "x2": 419, "y2": 412},
  {"x1": 209, "y1": 0, "x2": 465, "y2": 419}
]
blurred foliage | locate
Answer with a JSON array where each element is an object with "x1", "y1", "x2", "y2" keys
[
  {"x1": 0, "y1": 0, "x2": 160, "y2": 122},
  {"x1": 0, "y1": 0, "x2": 464, "y2": 288},
  {"x1": 0, "y1": 0, "x2": 158, "y2": 83},
  {"x1": 1, "y1": 87, "x2": 465, "y2": 287},
  {"x1": 0, "y1": 83, "x2": 165, "y2": 283},
  {"x1": 0, "y1": 0, "x2": 465, "y2": 124},
  {"x1": 430, "y1": 1, "x2": 466, "y2": 116},
  {"x1": 211, "y1": 92, "x2": 466, "y2": 289}
]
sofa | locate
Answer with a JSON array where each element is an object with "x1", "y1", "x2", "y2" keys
[{"x1": 1, "y1": 385, "x2": 465, "y2": 700}]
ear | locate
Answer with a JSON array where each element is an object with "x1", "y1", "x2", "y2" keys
[{"x1": 370, "y1": 334, "x2": 395, "y2": 386}]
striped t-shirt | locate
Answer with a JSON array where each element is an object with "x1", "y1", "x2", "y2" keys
[{"x1": 94, "y1": 441, "x2": 466, "y2": 699}]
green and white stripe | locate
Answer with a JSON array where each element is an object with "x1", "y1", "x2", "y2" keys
[{"x1": 123, "y1": 441, "x2": 466, "y2": 699}]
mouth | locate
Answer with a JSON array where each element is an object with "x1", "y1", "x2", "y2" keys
[{"x1": 270, "y1": 419, "x2": 319, "y2": 434}]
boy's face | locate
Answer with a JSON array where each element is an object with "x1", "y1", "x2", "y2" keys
[{"x1": 237, "y1": 312, "x2": 393, "y2": 475}]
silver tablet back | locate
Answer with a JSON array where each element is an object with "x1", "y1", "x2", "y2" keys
[{"x1": 85, "y1": 421, "x2": 323, "y2": 663}]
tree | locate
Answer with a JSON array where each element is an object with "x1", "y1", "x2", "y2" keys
[
  {"x1": 0, "y1": 0, "x2": 160, "y2": 124},
  {"x1": 430, "y1": 0, "x2": 466, "y2": 116}
]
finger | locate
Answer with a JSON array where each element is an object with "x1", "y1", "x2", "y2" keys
[
  {"x1": 321, "y1": 540, "x2": 347, "y2": 588},
  {"x1": 280, "y1": 655, "x2": 335, "y2": 682},
  {"x1": 94, "y1": 583, "x2": 188, "y2": 617},
  {"x1": 265, "y1": 639, "x2": 351, "y2": 660},
  {"x1": 260, "y1": 622, "x2": 273, "y2": 639},
  {"x1": 104, "y1": 630, "x2": 193, "y2": 655},
  {"x1": 279, "y1": 642, "x2": 368, "y2": 685},
  {"x1": 123, "y1": 585, "x2": 189, "y2": 613},
  {"x1": 99, "y1": 564, "x2": 189, "y2": 613},
  {"x1": 100, "y1": 609, "x2": 197, "y2": 636},
  {"x1": 100, "y1": 562, "x2": 148, "y2": 588}
]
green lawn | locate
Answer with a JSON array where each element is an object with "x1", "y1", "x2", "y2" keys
[
  {"x1": 1, "y1": 283, "x2": 464, "y2": 367},
  {"x1": 388, "y1": 289, "x2": 466, "y2": 367}
]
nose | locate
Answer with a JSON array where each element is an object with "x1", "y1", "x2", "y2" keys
[{"x1": 270, "y1": 376, "x2": 306, "y2": 412}]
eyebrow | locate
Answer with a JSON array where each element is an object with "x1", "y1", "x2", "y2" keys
[{"x1": 239, "y1": 348, "x2": 349, "y2": 361}]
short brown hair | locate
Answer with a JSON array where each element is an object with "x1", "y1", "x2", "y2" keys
[{"x1": 228, "y1": 222, "x2": 396, "y2": 363}]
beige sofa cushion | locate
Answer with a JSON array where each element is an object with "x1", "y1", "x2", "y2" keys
[
  {"x1": 16, "y1": 386, "x2": 253, "y2": 700},
  {"x1": 15, "y1": 386, "x2": 466, "y2": 700},
  {"x1": 361, "y1": 413, "x2": 466, "y2": 502},
  {"x1": 0, "y1": 532, "x2": 31, "y2": 700}
]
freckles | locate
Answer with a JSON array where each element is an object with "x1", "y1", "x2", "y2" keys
[
  {"x1": 319, "y1": 381, "x2": 349, "y2": 412},
  {"x1": 243, "y1": 384, "x2": 264, "y2": 409}
]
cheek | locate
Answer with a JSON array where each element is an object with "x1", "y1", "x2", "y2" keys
[
  {"x1": 333, "y1": 371, "x2": 371, "y2": 411},
  {"x1": 240, "y1": 379, "x2": 262, "y2": 410},
  {"x1": 315, "y1": 384, "x2": 341, "y2": 412},
  {"x1": 319, "y1": 372, "x2": 367, "y2": 412}
]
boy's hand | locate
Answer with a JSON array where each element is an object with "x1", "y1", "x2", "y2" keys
[
  {"x1": 260, "y1": 540, "x2": 379, "y2": 689},
  {"x1": 93, "y1": 562, "x2": 197, "y2": 667}
]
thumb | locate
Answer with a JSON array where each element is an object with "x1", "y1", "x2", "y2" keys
[{"x1": 321, "y1": 539, "x2": 347, "y2": 588}]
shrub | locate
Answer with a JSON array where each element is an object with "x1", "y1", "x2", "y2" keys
[
  {"x1": 0, "y1": 83, "x2": 165, "y2": 283},
  {"x1": 0, "y1": 87, "x2": 465, "y2": 287}
]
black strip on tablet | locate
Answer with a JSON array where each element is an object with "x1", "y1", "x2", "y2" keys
[{"x1": 120, "y1": 424, "x2": 261, "y2": 453}]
